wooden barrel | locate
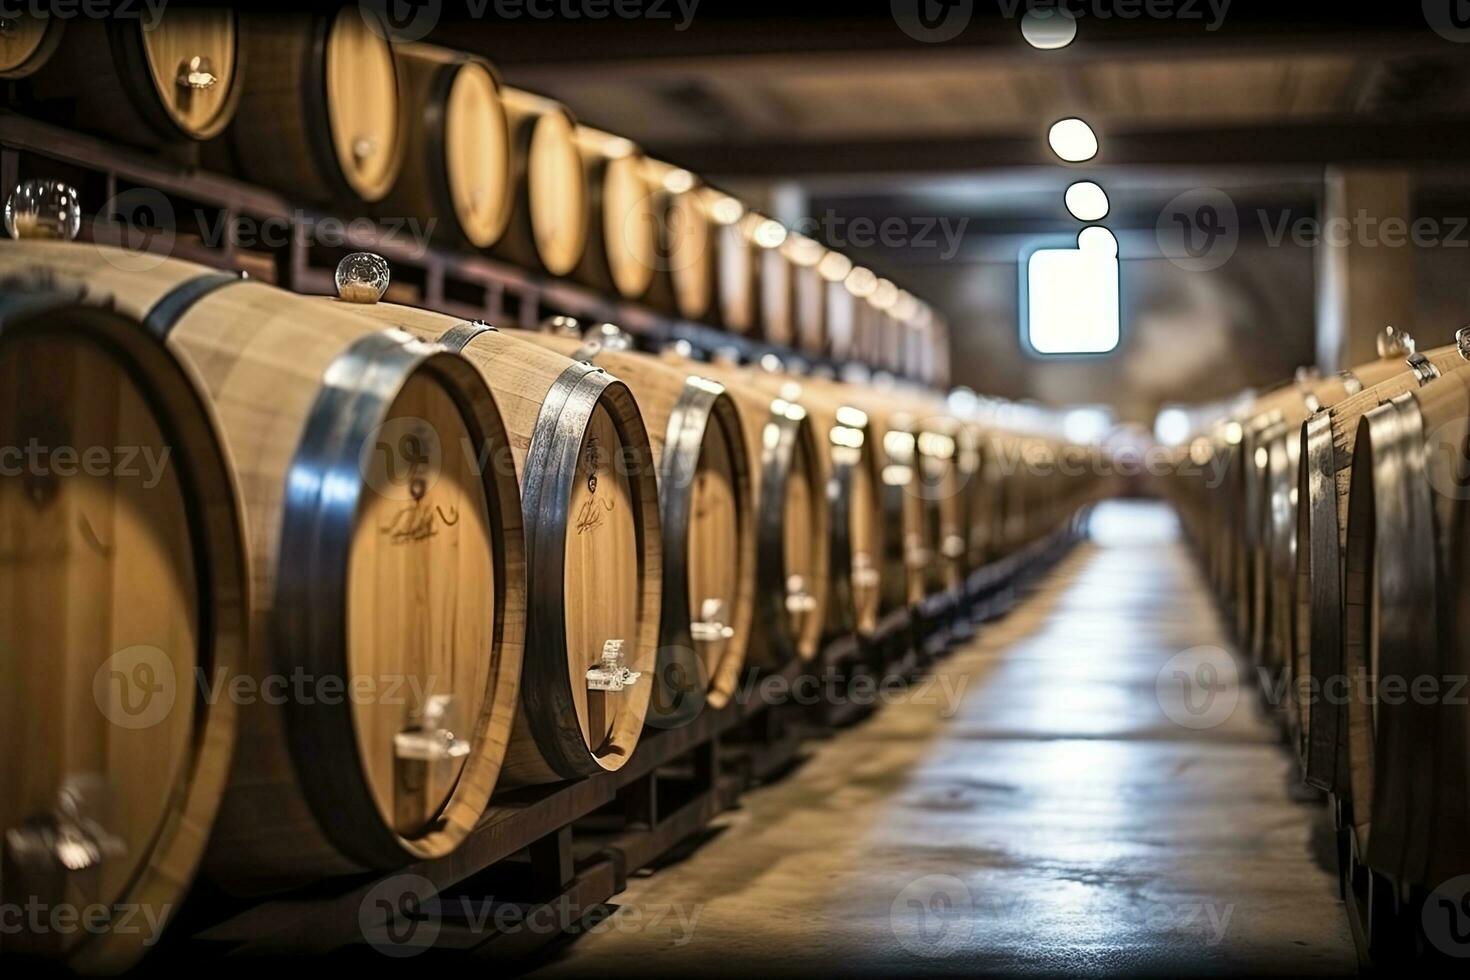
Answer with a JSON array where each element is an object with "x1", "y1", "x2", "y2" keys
[
  {"x1": 1241, "y1": 342, "x2": 1439, "y2": 698},
  {"x1": 1235, "y1": 340, "x2": 1423, "y2": 663},
  {"x1": 672, "y1": 352, "x2": 831, "y2": 664},
  {"x1": 27, "y1": 8, "x2": 239, "y2": 146},
  {"x1": 0, "y1": 278, "x2": 246, "y2": 971},
  {"x1": 1295, "y1": 341, "x2": 1466, "y2": 790},
  {"x1": 639, "y1": 161, "x2": 714, "y2": 322},
  {"x1": 340, "y1": 304, "x2": 662, "y2": 784},
  {"x1": 1255, "y1": 358, "x2": 1420, "y2": 673},
  {"x1": 379, "y1": 44, "x2": 512, "y2": 249},
  {"x1": 1340, "y1": 361, "x2": 1470, "y2": 893},
  {"x1": 523, "y1": 324, "x2": 756, "y2": 718},
  {"x1": 953, "y1": 420, "x2": 987, "y2": 575},
  {"x1": 572, "y1": 128, "x2": 656, "y2": 300},
  {"x1": 0, "y1": 13, "x2": 63, "y2": 79},
  {"x1": 843, "y1": 269, "x2": 880, "y2": 366},
  {"x1": 817, "y1": 251, "x2": 855, "y2": 361},
  {"x1": 0, "y1": 242, "x2": 528, "y2": 892},
  {"x1": 493, "y1": 87, "x2": 589, "y2": 277},
  {"x1": 709, "y1": 194, "x2": 757, "y2": 335},
  {"x1": 746, "y1": 366, "x2": 885, "y2": 637},
  {"x1": 753, "y1": 217, "x2": 794, "y2": 347},
  {"x1": 784, "y1": 233, "x2": 828, "y2": 358},
  {"x1": 828, "y1": 382, "x2": 943, "y2": 607},
  {"x1": 228, "y1": 9, "x2": 402, "y2": 204}
]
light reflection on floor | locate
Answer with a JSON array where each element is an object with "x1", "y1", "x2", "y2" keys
[{"x1": 532, "y1": 501, "x2": 1354, "y2": 977}]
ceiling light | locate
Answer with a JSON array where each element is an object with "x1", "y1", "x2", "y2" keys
[
  {"x1": 1064, "y1": 181, "x2": 1109, "y2": 221},
  {"x1": 1021, "y1": 9, "x2": 1077, "y2": 49},
  {"x1": 1048, "y1": 118, "x2": 1098, "y2": 163}
]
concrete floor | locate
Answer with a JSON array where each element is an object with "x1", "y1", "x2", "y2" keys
[{"x1": 531, "y1": 501, "x2": 1356, "y2": 977}]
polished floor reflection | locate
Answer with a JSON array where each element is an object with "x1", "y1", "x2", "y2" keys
[{"x1": 534, "y1": 501, "x2": 1354, "y2": 976}]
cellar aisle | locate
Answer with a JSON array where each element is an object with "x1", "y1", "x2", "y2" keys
[{"x1": 532, "y1": 500, "x2": 1355, "y2": 977}]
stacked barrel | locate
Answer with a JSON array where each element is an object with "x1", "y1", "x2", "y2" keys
[
  {"x1": 0, "y1": 7, "x2": 1109, "y2": 969},
  {"x1": 1160, "y1": 325, "x2": 1470, "y2": 963}
]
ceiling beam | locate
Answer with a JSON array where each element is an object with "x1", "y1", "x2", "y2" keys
[
  {"x1": 433, "y1": 9, "x2": 1454, "y2": 80},
  {"x1": 648, "y1": 118, "x2": 1470, "y2": 178}
]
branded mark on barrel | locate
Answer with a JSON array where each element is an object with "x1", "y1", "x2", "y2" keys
[
  {"x1": 379, "y1": 503, "x2": 460, "y2": 545},
  {"x1": 576, "y1": 435, "x2": 615, "y2": 535}
]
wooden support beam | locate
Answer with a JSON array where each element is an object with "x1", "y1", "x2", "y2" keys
[
  {"x1": 1315, "y1": 167, "x2": 1417, "y2": 371},
  {"x1": 647, "y1": 119, "x2": 1470, "y2": 178}
]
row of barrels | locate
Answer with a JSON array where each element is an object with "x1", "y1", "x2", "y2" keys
[
  {"x1": 0, "y1": 8, "x2": 946, "y2": 379},
  {"x1": 1161, "y1": 326, "x2": 1470, "y2": 958},
  {"x1": 0, "y1": 230, "x2": 1102, "y2": 969}
]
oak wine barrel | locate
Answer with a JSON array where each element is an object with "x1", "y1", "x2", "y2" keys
[
  {"x1": 1340, "y1": 360, "x2": 1470, "y2": 895},
  {"x1": 638, "y1": 161, "x2": 714, "y2": 322},
  {"x1": 0, "y1": 241, "x2": 528, "y2": 892},
  {"x1": 746, "y1": 364, "x2": 885, "y2": 638},
  {"x1": 709, "y1": 194, "x2": 757, "y2": 335},
  {"x1": 1252, "y1": 349, "x2": 1421, "y2": 679},
  {"x1": 339, "y1": 302, "x2": 662, "y2": 785},
  {"x1": 1294, "y1": 339, "x2": 1465, "y2": 787},
  {"x1": 380, "y1": 44, "x2": 512, "y2": 249},
  {"x1": 0, "y1": 13, "x2": 64, "y2": 79},
  {"x1": 572, "y1": 127, "x2": 656, "y2": 300},
  {"x1": 27, "y1": 7, "x2": 240, "y2": 147},
  {"x1": 526, "y1": 321, "x2": 755, "y2": 720},
  {"x1": 228, "y1": 9, "x2": 403, "y2": 204},
  {"x1": 493, "y1": 87, "x2": 589, "y2": 277},
  {"x1": 783, "y1": 233, "x2": 828, "y2": 358},
  {"x1": 816, "y1": 251, "x2": 855, "y2": 361},
  {"x1": 831, "y1": 383, "x2": 944, "y2": 608},
  {"x1": 673, "y1": 350, "x2": 831, "y2": 664},
  {"x1": 0, "y1": 272, "x2": 246, "y2": 971},
  {"x1": 753, "y1": 216, "x2": 793, "y2": 347}
]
